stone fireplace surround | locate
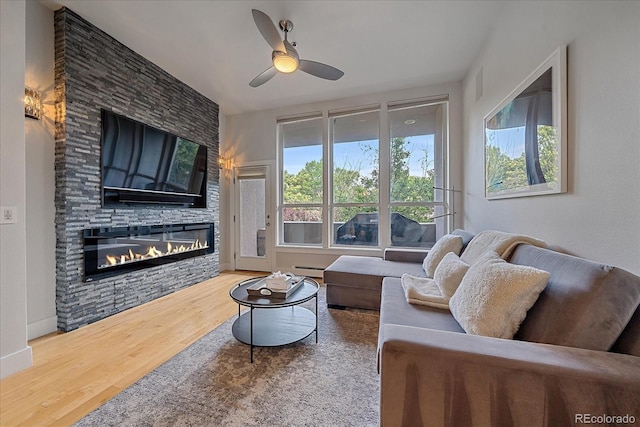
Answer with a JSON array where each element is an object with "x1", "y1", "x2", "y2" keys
[{"x1": 54, "y1": 8, "x2": 220, "y2": 332}]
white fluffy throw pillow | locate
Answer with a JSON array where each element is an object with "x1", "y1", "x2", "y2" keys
[
  {"x1": 422, "y1": 234, "x2": 464, "y2": 278},
  {"x1": 449, "y1": 251, "x2": 550, "y2": 339},
  {"x1": 434, "y1": 252, "x2": 470, "y2": 299}
]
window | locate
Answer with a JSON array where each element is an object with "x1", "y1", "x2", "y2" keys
[
  {"x1": 330, "y1": 109, "x2": 380, "y2": 246},
  {"x1": 278, "y1": 97, "x2": 450, "y2": 249},
  {"x1": 388, "y1": 101, "x2": 447, "y2": 247},
  {"x1": 279, "y1": 116, "x2": 323, "y2": 245}
]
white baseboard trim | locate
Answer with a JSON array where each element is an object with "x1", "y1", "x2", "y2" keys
[
  {"x1": 28, "y1": 315, "x2": 58, "y2": 340},
  {"x1": 1, "y1": 345, "x2": 33, "y2": 379}
]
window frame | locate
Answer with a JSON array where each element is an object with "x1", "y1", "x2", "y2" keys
[
  {"x1": 277, "y1": 97, "x2": 451, "y2": 250},
  {"x1": 387, "y1": 100, "x2": 450, "y2": 247},
  {"x1": 277, "y1": 113, "x2": 325, "y2": 248},
  {"x1": 329, "y1": 107, "x2": 381, "y2": 248}
]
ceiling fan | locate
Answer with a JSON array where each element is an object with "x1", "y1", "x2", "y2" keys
[{"x1": 249, "y1": 9, "x2": 344, "y2": 87}]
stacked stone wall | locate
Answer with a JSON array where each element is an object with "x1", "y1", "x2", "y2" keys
[{"x1": 54, "y1": 8, "x2": 220, "y2": 331}]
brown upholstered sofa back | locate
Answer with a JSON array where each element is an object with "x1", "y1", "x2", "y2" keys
[{"x1": 510, "y1": 244, "x2": 640, "y2": 354}]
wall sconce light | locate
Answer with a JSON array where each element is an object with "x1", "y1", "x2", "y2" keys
[
  {"x1": 218, "y1": 156, "x2": 233, "y2": 171},
  {"x1": 24, "y1": 86, "x2": 42, "y2": 120}
]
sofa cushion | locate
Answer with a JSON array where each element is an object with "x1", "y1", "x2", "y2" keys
[
  {"x1": 611, "y1": 305, "x2": 640, "y2": 356},
  {"x1": 378, "y1": 277, "x2": 465, "y2": 372},
  {"x1": 324, "y1": 255, "x2": 425, "y2": 292},
  {"x1": 384, "y1": 248, "x2": 429, "y2": 263},
  {"x1": 450, "y1": 251, "x2": 550, "y2": 339},
  {"x1": 434, "y1": 252, "x2": 470, "y2": 299},
  {"x1": 510, "y1": 244, "x2": 640, "y2": 351},
  {"x1": 452, "y1": 228, "x2": 475, "y2": 252},
  {"x1": 400, "y1": 275, "x2": 449, "y2": 309},
  {"x1": 422, "y1": 234, "x2": 464, "y2": 278},
  {"x1": 380, "y1": 277, "x2": 465, "y2": 333}
]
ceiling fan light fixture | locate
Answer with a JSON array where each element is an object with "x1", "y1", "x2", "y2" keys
[
  {"x1": 250, "y1": 10, "x2": 343, "y2": 87},
  {"x1": 273, "y1": 51, "x2": 299, "y2": 73}
]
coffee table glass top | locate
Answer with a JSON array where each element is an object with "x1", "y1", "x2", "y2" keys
[{"x1": 229, "y1": 276, "x2": 319, "y2": 307}]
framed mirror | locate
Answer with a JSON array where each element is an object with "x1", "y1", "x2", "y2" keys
[{"x1": 484, "y1": 45, "x2": 567, "y2": 199}]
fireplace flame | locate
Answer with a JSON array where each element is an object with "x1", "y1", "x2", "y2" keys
[
  {"x1": 146, "y1": 246, "x2": 162, "y2": 258},
  {"x1": 99, "y1": 240, "x2": 209, "y2": 269}
]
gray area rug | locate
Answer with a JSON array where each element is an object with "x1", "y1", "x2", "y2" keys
[{"x1": 75, "y1": 287, "x2": 380, "y2": 426}]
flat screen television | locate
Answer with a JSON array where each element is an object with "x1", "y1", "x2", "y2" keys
[{"x1": 101, "y1": 110, "x2": 207, "y2": 208}]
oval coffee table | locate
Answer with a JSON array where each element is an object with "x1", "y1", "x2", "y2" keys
[{"x1": 229, "y1": 276, "x2": 319, "y2": 362}]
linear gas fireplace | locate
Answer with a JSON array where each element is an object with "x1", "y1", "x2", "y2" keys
[{"x1": 84, "y1": 223, "x2": 214, "y2": 281}]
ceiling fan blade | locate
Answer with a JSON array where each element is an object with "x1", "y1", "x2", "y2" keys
[
  {"x1": 249, "y1": 66, "x2": 278, "y2": 87},
  {"x1": 298, "y1": 60, "x2": 344, "y2": 81},
  {"x1": 252, "y1": 9, "x2": 286, "y2": 53},
  {"x1": 283, "y1": 40, "x2": 296, "y2": 56}
]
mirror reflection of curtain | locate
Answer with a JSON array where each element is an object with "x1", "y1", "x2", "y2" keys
[
  {"x1": 486, "y1": 68, "x2": 553, "y2": 185},
  {"x1": 523, "y1": 69, "x2": 552, "y2": 185}
]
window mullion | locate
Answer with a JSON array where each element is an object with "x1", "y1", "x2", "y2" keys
[
  {"x1": 389, "y1": 201, "x2": 447, "y2": 207},
  {"x1": 379, "y1": 103, "x2": 390, "y2": 249},
  {"x1": 322, "y1": 111, "x2": 330, "y2": 249},
  {"x1": 283, "y1": 203, "x2": 324, "y2": 208}
]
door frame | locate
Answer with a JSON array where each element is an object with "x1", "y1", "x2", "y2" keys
[{"x1": 232, "y1": 161, "x2": 275, "y2": 272}]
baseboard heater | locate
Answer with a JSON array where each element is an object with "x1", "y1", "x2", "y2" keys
[{"x1": 292, "y1": 265, "x2": 324, "y2": 278}]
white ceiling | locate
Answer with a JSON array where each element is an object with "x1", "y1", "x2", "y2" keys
[{"x1": 43, "y1": 0, "x2": 506, "y2": 116}]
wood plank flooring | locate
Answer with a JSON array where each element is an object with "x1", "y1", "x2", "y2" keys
[{"x1": 0, "y1": 271, "x2": 264, "y2": 427}]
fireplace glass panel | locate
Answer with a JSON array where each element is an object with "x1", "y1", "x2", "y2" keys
[{"x1": 84, "y1": 223, "x2": 214, "y2": 281}]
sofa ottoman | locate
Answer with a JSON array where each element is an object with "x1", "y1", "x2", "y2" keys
[
  {"x1": 324, "y1": 255, "x2": 426, "y2": 310},
  {"x1": 323, "y1": 229, "x2": 475, "y2": 310}
]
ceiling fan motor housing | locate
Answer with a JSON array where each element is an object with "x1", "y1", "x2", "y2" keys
[{"x1": 278, "y1": 19, "x2": 293, "y2": 32}]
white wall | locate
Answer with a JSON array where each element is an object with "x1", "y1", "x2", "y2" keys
[
  {"x1": 223, "y1": 81, "x2": 463, "y2": 273},
  {"x1": 0, "y1": 0, "x2": 33, "y2": 378},
  {"x1": 25, "y1": 0, "x2": 57, "y2": 340},
  {"x1": 462, "y1": 1, "x2": 640, "y2": 275},
  {"x1": 218, "y1": 114, "x2": 232, "y2": 271}
]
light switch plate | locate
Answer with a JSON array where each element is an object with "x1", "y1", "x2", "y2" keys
[{"x1": 0, "y1": 206, "x2": 17, "y2": 224}]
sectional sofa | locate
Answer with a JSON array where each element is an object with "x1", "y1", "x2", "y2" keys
[{"x1": 323, "y1": 230, "x2": 640, "y2": 426}]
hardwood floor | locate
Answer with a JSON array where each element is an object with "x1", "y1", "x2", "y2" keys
[{"x1": 0, "y1": 271, "x2": 264, "y2": 427}]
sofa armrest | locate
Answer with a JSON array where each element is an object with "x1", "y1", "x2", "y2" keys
[
  {"x1": 379, "y1": 325, "x2": 640, "y2": 427},
  {"x1": 383, "y1": 248, "x2": 428, "y2": 263}
]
